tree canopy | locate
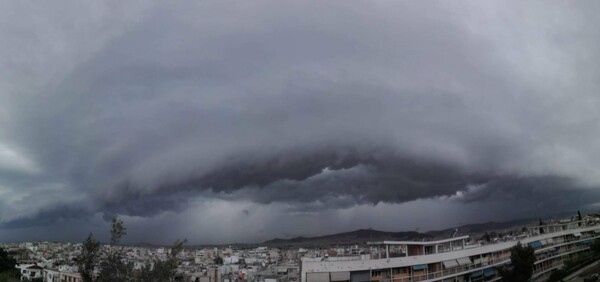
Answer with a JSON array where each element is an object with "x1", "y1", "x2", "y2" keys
[
  {"x1": 77, "y1": 217, "x2": 184, "y2": 282},
  {"x1": 0, "y1": 248, "x2": 16, "y2": 273},
  {"x1": 591, "y1": 238, "x2": 600, "y2": 255},
  {"x1": 78, "y1": 233, "x2": 100, "y2": 282},
  {"x1": 500, "y1": 242, "x2": 535, "y2": 282},
  {"x1": 0, "y1": 248, "x2": 19, "y2": 281}
]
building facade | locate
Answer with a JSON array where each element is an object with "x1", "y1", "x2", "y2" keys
[{"x1": 301, "y1": 220, "x2": 600, "y2": 282}]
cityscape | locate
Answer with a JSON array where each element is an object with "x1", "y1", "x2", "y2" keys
[
  {"x1": 2, "y1": 1, "x2": 600, "y2": 282},
  {"x1": 2, "y1": 212, "x2": 600, "y2": 281}
]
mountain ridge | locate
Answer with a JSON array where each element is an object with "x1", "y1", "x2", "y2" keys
[{"x1": 262, "y1": 218, "x2": 537, "y2": 247}]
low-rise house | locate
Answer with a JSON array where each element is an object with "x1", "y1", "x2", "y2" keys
[{"x1": 16, "y1": 263, "x2": 43, "y2": 281}]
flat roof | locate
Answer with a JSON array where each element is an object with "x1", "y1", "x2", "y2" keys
[{"x1": 367, "y1": 235, "x2": 470, "y2": 246}]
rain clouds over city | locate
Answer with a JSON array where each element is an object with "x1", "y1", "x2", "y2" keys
[{"x1": 1, "y1": 1, "x2": 600, "y2": 244}]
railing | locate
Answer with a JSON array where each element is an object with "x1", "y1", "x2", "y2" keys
[
  {"x1": 358, "y1": 244, "x2": 592, "y2": 282},
  {"x1": 534, "y1": 233, "x2": 599, "y2": 254},
  {"x1": 535, "y1": 245, "x2": 592, "y2": 264},
  {"x1": 309, "y1": 223, "x2": 600, "y2": 282},
  {"x1": 368, "y1": 259, "x2": 510, "y2": 282},
  {"x1": 355, "y1": 250, "x2": 589, "y2": 282},
  {"x1": 532, "y1": 261, "x2": 564, "y2": 278},
  {"x1": 323, "y1": 222, "x2": 600, "y2": 262}
]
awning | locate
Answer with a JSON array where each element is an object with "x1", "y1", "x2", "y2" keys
[
  {"x1": 540, "y1": 239, "x2": 548, "y2": 245},
  {"x1": 528, "y1": 241, "x2": 542, "y2": 248},
  {"x1": 594, "y1": 229, "x2": 600, "y2": 234},
  {"x1": 307, "y1": 273, "x2": 330, "y2": 282},
  {"x1": 412, "y1": 264, "x2": 427, "y2": 271},
  {"x1": 457, "y1": 257, "x2": 472, "y2": 266},
  {"x1": 573, "y1": 232, "x2": 582, "y2": 237},
  {"x1": 483, "y1": 268, "x2": 496, "y2": 278},
  {"x1": 330, "y1": 272, "x2": 350, "y2": 281},
  {"x1": 442, "y1": 260, "x2": 459, "y2": 268}
]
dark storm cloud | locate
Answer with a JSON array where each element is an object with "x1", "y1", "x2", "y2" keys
[
  {"x1": 92, "y1": 148, "x2": 488, "y2": 217},
  {"x1": 1, "y1": 0, "x2": 600, "y2": 242},
  {"x1": 196, "y1": 150, "x2": 489, "y2": 204},
  {"x1": 91, "y1": 151, "x2": 599, "y2": 220},
  {"x1": 0, "y1": 205, "x2": 92, "y2": 229}
]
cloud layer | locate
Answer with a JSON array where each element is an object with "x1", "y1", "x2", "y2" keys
[{"x1": 1, "y1": 1, "x2": 600, "y2": 243}]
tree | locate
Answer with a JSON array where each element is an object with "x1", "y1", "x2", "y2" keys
[
  {"x1": 97, "y1": 217, "x2": 133, "y2": 282},
  {"x1": 214, "y1": 256, "x2": 224, "y2": 265},
  {"x1": 96, "y1": 254, "x2": 133, "y2": 282},
  {"x1": 0, "y1": 248, "x2": 16, "y2": 271},
  {"x1": 78, "y1": 233, "x2": 100, "y2": 282},
  {"x1": 77, "y1": 217, "x2": 184, "y2": 281},
  {"x1": 548, "y1": 268, "x2": 568, "y2": 282},
  {"x1": 110, "y1": 217, "x2": 127, "y2": 246},
  {"x1": 591, "y1": 238, "x2": 600, "y2": 255},
  {"x1": 0, "y1": 247, "x2": 19, "y2": 281},
  {"x1": 136, "y1": 239, "x2": 187, "y2": 282},
  {"x1": 500, "y1": 242, "x2": 535, "y2": 282},
  {"x1": 481, "y1": 232, "x2": 491, "y2": 242},
  {"x1": 0, "y1": 271, "x2": 20, "y2": 282}
]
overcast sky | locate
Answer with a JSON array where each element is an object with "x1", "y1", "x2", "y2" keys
[{"x1": 1, "y1": 1, "x2": 600, "y2": 244}]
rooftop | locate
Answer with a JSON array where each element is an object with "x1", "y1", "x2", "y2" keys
[{"x1": 367, "y1": 235, "x2": 470, "y2": 246}]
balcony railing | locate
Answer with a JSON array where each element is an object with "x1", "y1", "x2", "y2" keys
[
  {"x1": 367, "y1": 259, "x2": 509, "y2": 282},
  {"x1": 362, "y1": 243, "x2": 594, "y2": 282}
]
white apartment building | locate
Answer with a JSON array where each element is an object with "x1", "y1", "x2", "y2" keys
[{"x1": 301, "y1": 220, "x2": 600, "y2": 282}]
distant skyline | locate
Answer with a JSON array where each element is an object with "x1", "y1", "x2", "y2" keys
[{"x1": 2, "y1": 1, "x2": 600, "y2": 245}]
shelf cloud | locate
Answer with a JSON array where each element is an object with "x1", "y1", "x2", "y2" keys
[{"x1": 1, "y1": 1, "x2": 600, "y2": 243}]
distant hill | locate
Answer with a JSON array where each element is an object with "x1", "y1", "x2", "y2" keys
[
  {"x1": 264, "y1": 229, "x2": 432, "y2": 247},
  {"x1": 263, "y1": 218, "x2": 538, "y2": 248},
  {"x1": 423, "y1": 217, "x2": 539, "y2": 239}
]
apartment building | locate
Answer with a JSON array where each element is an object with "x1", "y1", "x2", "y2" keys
[{"x1": 301, "y1": 220, "x2": 600, "y2": 282}]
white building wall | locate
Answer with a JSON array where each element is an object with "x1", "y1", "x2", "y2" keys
[{"x1": 301, "y1": 225, "x2": 600, "y2": 282}]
